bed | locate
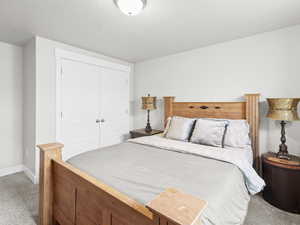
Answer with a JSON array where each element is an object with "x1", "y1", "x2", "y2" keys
[{"x1": 38, "y1": 94, "x2": 263, "y2": 225}]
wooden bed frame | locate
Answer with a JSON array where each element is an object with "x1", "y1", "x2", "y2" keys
[{"x1": 38, "y1": 94, "x2": 260, "y2": 225}]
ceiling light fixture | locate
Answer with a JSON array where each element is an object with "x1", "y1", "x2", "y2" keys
[{"x1": 114, "y1": 0, "x2": 147, "y2": 16}]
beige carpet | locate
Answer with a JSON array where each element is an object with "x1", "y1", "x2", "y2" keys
[{"x1": 0, "y1": 172, "x2": 299, "y2": 225}]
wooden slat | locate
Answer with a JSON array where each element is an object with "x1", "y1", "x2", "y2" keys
[
  {"x1": 53, "y1": 169, "x2": 76, "y2": 224},
  {"x1": 164, "y1": 97, "x2": 175, "y2": 125},
  {"x1": 172, "y1": 102, "x2": 246, "y2": 120},
  {"x1": 76, "y1": 188, "x2": 106, "y2": 225},
  {"x1": 245, "y1": 94, "x2": 260, "y2": 171},
  {"x1": 53, "y1": 207, "x2": 74, "y2": 225}
]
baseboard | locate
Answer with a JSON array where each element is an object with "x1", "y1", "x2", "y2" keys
[
  {"x1": 23, "y1": 166, "x2": 38, "y2": 184},
  {"x1": 0, "y1": 165, "x2": 24, "y2": 177},
  {"x1": 0, "y1": 165, "x2": 38, "y2": 184}
]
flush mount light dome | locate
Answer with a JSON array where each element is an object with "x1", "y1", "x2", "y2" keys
[{"x1": 114, "y1": 0, "x2": 147, "y2": 16}]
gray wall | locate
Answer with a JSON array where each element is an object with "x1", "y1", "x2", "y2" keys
[
  {"x1": 23, "y1": 38, "x2": 36, "y2": 174},
  {"x1": 133, "y1": 25, "x2": 300, "y2": 156}
]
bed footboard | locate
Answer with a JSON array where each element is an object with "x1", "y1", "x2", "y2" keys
[
  {"x1": 38, "y1": 143, "x2": 204, "y2": 225},
  {"x1": 39, "y1": 143, "x2": 63, "y2": 225}
]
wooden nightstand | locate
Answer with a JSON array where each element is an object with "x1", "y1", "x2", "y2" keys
[
  {"x1": 262, "y1": 152, "x2": 300, "y2": 214},
  {"x1": 130, "y1": 129, "x2": 163, "y2": 139}
]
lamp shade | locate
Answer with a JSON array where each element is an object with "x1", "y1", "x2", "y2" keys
[
  {"x1": 142, "y1": 95, "x2": 157, "y2": 110},
  {"x1": 267, "y1": 98, "x2": 300, "y2": 121}
]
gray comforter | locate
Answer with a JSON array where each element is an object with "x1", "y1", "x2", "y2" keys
[{"x1": 68, "y1": 142, "x2": 250, "y2": 225}]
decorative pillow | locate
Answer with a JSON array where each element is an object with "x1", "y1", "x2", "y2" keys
[
  {"x1": 224, "y1": 120, "x2": 251, "y2": 148},
  {"x1": 190, "y1": 119, "x2": 228, "y2": 147},
  {"x1": 165, "y1": 116, "x2": 195, "y2": 141}
]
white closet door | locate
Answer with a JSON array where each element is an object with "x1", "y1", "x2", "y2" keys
[
  {"x1": 100, "y1": 68, "x2": 129, "y2": 147},
  {"x1": 60, "y1": 59, "x2": 101, "y2": 160}
]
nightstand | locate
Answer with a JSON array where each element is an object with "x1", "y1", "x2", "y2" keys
[
  {"x1": 130, "y1": 129, "x2": 163, "y2": 139},
  {"x1": 262, "y1": 152, "x2": 300, "y2": 214}
]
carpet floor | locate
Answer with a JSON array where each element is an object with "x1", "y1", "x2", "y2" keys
[{"x1": 0, "y1": 172, "x2": 299, "y2": 225}]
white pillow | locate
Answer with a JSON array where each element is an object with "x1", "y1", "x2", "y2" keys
[
  {"x1": 165, "y1": 116, "x2": 195, "y2": 141},
  {"x1": 224, "y1": 120, "x2": 251, "y2": 148},
  {"x1": 190, "y1": 119, "x2": 228, "y2": 147}
]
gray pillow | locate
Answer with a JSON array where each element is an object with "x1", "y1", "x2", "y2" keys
[
  {"x1": 165, "y1": 116, "x2": 195, "y2": 141},
  {"x1": 190, "y1": 119, "x2": 228, "y2": 147}
]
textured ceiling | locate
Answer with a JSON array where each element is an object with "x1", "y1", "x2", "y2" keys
[{"x1": 0, "y1": 0, "x2": 300, "y2": 62}]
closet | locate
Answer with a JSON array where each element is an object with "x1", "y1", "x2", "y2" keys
[{"x1": 56, "y1": 52, "x2": 130, "y2": 160}]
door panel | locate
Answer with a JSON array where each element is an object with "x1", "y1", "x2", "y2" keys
[
  {"x1": 100, "y1": 68, "x2": 129, "y2": 147},
  {"x1": 60, "y1": 59, "x2": 101, "y2": 160}
]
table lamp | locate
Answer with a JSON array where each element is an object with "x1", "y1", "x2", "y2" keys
[
  {"x1": 267, "y1": 98, "x2": 300, "y2": 160},
  {"x1": 142, "y1": 94, "x2": 157, "y2": 133}
]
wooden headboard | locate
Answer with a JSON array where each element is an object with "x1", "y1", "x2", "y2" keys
[{"x1": 164, "y1": 94, "x2": 260, "y2": 170}]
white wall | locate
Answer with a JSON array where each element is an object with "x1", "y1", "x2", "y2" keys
[
  {"x1": 23, "y1": 38, "x2": 36, "y2": 175},
  {"x1": 134, "y1": 25, "x2": 300, "y2": 156},
  {"x1": 0, "y1": 41, "x2": 23, "y2": 172}
]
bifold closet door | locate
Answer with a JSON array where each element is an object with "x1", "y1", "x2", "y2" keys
[
  {"x1": 59, "y1": 58, "x2": 130, "y2": 159},
  {"x1": 100, "y1": 68, "x2": 129, "y2": 147},
  {"x1": 60, "y1": 59, "x2": 101, "y2": 159}
]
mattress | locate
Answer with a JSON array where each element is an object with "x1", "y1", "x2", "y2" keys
[{"x1": 68, "y1": 140, "x2": 252, "y2": 225}]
